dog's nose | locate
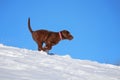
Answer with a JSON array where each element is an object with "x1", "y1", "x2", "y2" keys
[
  {"x1": 69, "y1": 36, "x2": 73, "y2": 40},
  {"x1": 71, "y1": 36, "x2": 73, "y2": 39}
]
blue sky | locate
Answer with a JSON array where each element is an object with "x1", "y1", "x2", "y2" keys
[{"x1": 0, "y1": 0, "x2": 120, "y2": 65}]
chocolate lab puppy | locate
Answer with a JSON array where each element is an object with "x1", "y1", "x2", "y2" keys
[{"x1": 28, "y1": 18, "x2": 73, "y2": 53}]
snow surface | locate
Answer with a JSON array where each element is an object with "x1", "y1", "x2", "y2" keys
[{"x1": 0, "y1": 44, "x2": 120, "y2": 80}]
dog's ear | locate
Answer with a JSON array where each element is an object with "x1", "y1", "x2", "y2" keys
[{"x1": 61, "y1": 30, "x2": 70, "y2": 34}]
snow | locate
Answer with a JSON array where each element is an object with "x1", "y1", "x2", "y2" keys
[{"x1": 0, "y1": 44, "x2": 120, "y2": 80}]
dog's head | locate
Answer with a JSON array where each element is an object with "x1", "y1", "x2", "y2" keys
[{"x1": 61, "y1": 30, "x2": 73, "y2": 40}]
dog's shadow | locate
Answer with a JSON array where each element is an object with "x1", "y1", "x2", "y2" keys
[
  {"x1": 45, "y1": 50, "x2": 55, "y2": 55},
  {"x1": 47, "y1": 53, "x2": 55, "y2": 55}
]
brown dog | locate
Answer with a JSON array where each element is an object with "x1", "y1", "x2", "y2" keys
[{"x1": 28, "y1": 18, "x2": 73, "y2": 52}]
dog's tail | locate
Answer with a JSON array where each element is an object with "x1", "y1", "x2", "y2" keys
[{"x1": 28, "y1": 18, "x2": 33, "y2": 33}]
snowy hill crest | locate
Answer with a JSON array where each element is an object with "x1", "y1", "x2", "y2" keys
[{"x1": 0, "y1": 44, "x2": 120, "y2": 80}]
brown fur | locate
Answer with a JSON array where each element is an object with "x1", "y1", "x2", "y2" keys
[{"x1": 28, "y1": 18, "x2": 73, "y2": 51}]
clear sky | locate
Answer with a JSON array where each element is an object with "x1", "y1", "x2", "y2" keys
[{"x1": 0, "y1": 0, "x2": 120, "y2": 65}]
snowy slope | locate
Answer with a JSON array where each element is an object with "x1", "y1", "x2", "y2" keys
[{"x1": 0, "y1": 44, "x2": 120, "y2": 80}]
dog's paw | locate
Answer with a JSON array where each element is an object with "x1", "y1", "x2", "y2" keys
[{"x1": 40, "y1": 50, "x2": 48, "y2": 55}]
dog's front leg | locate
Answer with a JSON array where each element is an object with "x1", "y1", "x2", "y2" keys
[{"x1": 44, "y1": 43, "x2": 52, "y2": 51}]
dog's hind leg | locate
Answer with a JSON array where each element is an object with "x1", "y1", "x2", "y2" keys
[{"x1": 37, "y1": 42, "x2": 44, "y2": 51}]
